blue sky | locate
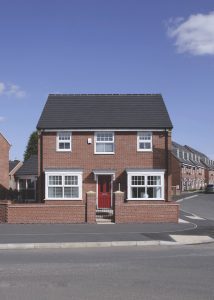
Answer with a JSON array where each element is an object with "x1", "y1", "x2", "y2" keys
[{"x1": 0, "y1": 0, "x2": 214, "y2": 160}]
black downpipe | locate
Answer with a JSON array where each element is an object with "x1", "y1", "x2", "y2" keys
[
  {"x1": 165, "y1": 129, "x2": 169, "y2": 202},
  {"x1": 39, "y1": 131, "x2": 43, "y2": 202}
]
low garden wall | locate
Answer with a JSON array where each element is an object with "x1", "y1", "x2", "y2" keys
[
  {"x1": 114, "y1": 192, "x2": 179, "y2": 223},
  {"x1": 0, "y1": 201, "x2": 85, "y2": 224},
  {"x1": 0, "y1": 192, "x2": 179, "y2": 224}
]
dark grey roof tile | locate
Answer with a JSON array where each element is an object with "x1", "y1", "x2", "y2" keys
[
  {"x1": 15, "y1": 155, "x2": 38, "y2": 176},
  {"x1": 37, "y1": 94, "x2": 173, "y2": 130}
]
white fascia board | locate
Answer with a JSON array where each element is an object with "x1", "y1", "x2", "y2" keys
[
  {"x1": 126, "y1": 168, "x2": 165, "y2": 174},
  {"x1": 45, "y1": 168, "x2": 83, "y2": 174},
  {"x1": 43, "y1": 128, "x2": 168, "y2": 132}
]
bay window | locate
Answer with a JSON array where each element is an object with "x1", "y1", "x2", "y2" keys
[
  {"x1": 45, "y1": 171, "x2": 82, "y2": 200},
  {"x1": 127, "y1": 171, "x2": 164, "y2": 200}
]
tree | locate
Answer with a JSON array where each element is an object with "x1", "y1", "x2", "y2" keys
[{"x1": 24, "y1": 131, "x2": 38, "y2": 161}]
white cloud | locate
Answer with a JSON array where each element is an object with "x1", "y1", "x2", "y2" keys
[
  {"x1": 167, "y1": 11, "x2": 214, "y2": 55},
  {"x1": 0, "y1": 82, "x2": 26, "y2": 98},
  {"x1": 6, "y1": 84, "x2": 26, "y2": 98},
  {"x1": 0, "y1": 82, "x2": 5, "y2": 94}
]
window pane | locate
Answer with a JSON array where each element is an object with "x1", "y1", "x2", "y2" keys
[
  {"x1": 147, "y1": 176, "x2": 161, "y2": 185},
  {"x1": 19, "y1": 179, "x2": 26, "y2": 190},
  {"x1": 59, "y1": 142, "x2": 70, "y2": 149},
  {"x1": 64, "y1": 187, "x2": 79, "y2": 198},
  {"x1": 139, "y1": 142, "x2": 151, "y2": 150},
  {"x1": 64, "y1": 187, "x2": 72, "y2": 198},
  {"x1": 139, "y1": 132, "x2": 151, "y2": 140},
  {"x1": 48, "y1": 187, "x2": 63, "y2": 198},
  {"x1": 59, "y1": 132, "x2": 70, "y2": 140},
  {"x1": 131, "y1": 187, "x2": 145, "y2": 198},
  {"x1": 65, "y1": 176, "x2": 78, "y2": 186},
  {"x1": 49, "y1": 176, "x2": 62, "y2": 186},
  {"x1": 71, "y1": 187, "x2": 79, "y2": 198},
  {"x1": 105, "y1": 143, "x2": 114, "y2": 152},
  {"x1": 147, "y1": 187, "x2": 162, "y2": 198},
  {"x1": 97, "y1": 132, "x2": 113, "y2": 141},
  {"x1": 96, "y1": 143, "x2": 105, "y2": 152},
  {"x1": 131, "y1": 176, "x2": 145, "y2": 186},
  {"x1": 27, "y1": 180, "x2": 34, "y2": 189}
]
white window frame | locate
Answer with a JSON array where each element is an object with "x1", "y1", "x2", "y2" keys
[
  {"x1": 94, "y1": 131, "x2": 115, "y2": 154},
  {"x1": 137, "y1": 131, "x2": 152, "y2": 152},
  {"x1": 56, "y1": 131, "x2": 72, "y2": 152},
  {"x1": 45, "y1": 170, "x2": 82, "y2": 200},
  {"x1": 127, "y1": 171, "x2": 164, "y2": 200}
]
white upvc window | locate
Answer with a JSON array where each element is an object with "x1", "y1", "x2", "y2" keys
[
  {"x1": 45, "y1": 171, "x2": 82, "y2": 200},
  {"x1": 137, "y1": 132, "x2": 152, "y2": 151},
  {"x1": 94, "y1": 131, "x2": 114, "y2": 154},
  {"x1": 127, "y1": 171, "x2": 164, "y2": 200},
  {"x1": 57, "y1": 131, "x2": 72, "y2": 151}
]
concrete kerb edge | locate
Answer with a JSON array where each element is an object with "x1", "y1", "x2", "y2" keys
[{"x1": 0, "y1": 239, "x2": 214, "y2": 250}]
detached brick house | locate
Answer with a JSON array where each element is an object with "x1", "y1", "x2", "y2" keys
[
  {"x1": 0, "y1": 133, "x2": 10, "y2": 191},
  {"x1": 34, "y1": 94, "x2": 178, "y2": 224}
]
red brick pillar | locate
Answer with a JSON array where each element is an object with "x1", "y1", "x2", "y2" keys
[
  {"x1": 0, "y1": 201, "x2": 10, "y2": 223},
  {"x1": 114, "y1": 191, "x2": 124, "y2": 224},
  {"x1": 86, "y1": 191, "x2": 96, "y2": 224}
]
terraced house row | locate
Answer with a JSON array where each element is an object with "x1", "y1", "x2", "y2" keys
[{"x1": 172, "y1": 141, "x2": 214, "y2": 192}]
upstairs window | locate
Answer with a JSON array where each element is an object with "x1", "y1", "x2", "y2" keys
[
  {"x1": 95, "y1": 132, "x2": 114, "y2": 154},
  {"x1": 57, "y1": 131, "x2": 71, "y2": 151},
  {"x1": 137, "y1": 132, "x2": 152, "y2": 151}
]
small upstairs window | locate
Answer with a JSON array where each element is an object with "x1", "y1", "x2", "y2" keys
[
  {"x1": 95, "y1": 132, "x2": 114, "y2": 154},
  {"x1": 57, "y1": 131, "x2": 72, "y2": 151},
  {"x1": 137, "y1": 132, "x2": 152, "y2": 151}
]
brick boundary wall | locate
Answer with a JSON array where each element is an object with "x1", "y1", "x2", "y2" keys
[
  {"x1": 0, "y1": 202, "x2": 8, "y2": 223},
  {"x1": 114, "y1": 192, "x2": 179, "y2": 223},
  {"x1": 0, "y1": 202, "x2": 85, "y2": 224},
  {"x1": 86, "y1": 191, "x2": 96, "y2": 224}
]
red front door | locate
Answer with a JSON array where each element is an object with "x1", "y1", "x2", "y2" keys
[{"x1": 98, "y1": 175, "x2": 111, "y2": 208}]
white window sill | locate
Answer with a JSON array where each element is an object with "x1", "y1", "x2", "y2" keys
[
  {"x1": 56, "y1": 149, "x2": 72, "y2": 152},
  {"x1": 137, "y1": 149, "x2": 153, "y2": 152},
  {"x1": 45, "y1": 198, "x2": 82, "y2": 201},
  {"x1": 94, "y1": 152, "x2": 115, "y2": 155},
  {"x1": 127, "y1": 198, "x2": 165, "y2": 201}
]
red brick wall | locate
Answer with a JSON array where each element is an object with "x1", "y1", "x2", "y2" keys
[
  {"x1": 0, "y1": 134, "x2": 10, "y2": 189},
  {"x1": 38, "y1": 131, "x2": 172, "y2": 203},
  {"x1": 6, "y1": 203, "x2": 85, "y2": 224},
  {"x1": 0, "y1": 202, "x2": 7, "y2": 223},
  {"x1": 114, "y1": 192, "x2": 179, "y2": 223},
  {"x1": 86, "y1": 191, "x2": 96, "y2": 224},
  {"x1": 171, "y1": 154, "x2": 181, "y2": 188}
]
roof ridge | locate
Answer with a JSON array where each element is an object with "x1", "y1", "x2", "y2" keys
[{"x1": 48, "y1": 93, "x2": 162, "y2": 97}]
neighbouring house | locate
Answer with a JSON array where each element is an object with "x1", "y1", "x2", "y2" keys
[
  {"x1": 14, "y1": 155, "x2": 38, "y2": 202},
  {"x1": 9, "y1": 160, "x2": 23, "y2": 190},
  {"x1": 172, "y1": 141, "x2": 206, "y2": 192},
  {"x1": 0, "y1": 132, "x2": 10, "y2": 194},
  {"x1": 33, "y1": 93, "x2": 178, "y2": 224},
  {"x1": 185, "y1": 145, "x2": 214, "y2": 185}
]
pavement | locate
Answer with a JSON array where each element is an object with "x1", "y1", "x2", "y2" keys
[{"x1": 0, "y1": 192, "x2": 213, "y2": 250}]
